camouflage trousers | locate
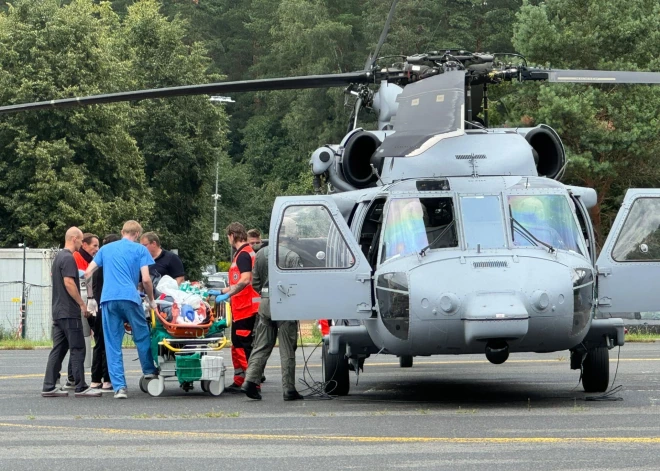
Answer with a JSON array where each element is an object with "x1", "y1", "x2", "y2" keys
[{"x1": 245, "y1": 298, "x2": 298, "y2": 392}]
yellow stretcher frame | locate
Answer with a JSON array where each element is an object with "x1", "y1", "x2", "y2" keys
[{"x1": 150, "y1": 305, "x2": 230, "y2": 353}]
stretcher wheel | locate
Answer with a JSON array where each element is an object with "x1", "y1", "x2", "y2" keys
[
  {"x1": 399, "y1": 355, "x2": 413, "y2": 368},
  {"x1": 200, "y1": 380, "x2": 209, "y2": 393},
  {"x1": 147, "y1": 377, "x2": 165, "y2": 397},
  {"x1": 207, "y1": 380, "x2": 223, "y2": 396},
  {"x1": 139, "y1": 375, "x2": 150, "y2": 393}
]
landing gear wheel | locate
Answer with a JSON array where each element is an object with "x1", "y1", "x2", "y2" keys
[
  {"x1": 399, "y1": 355, "x2": 413, "y2": 368},
  {"x1": 147, "y1": 377, "x2": 165, "y2": 397},
  {"x1": 582, "y1": 347, "x2": 609, "y2": 393},
  {"x1": 139, "y1": 375, "x2": 150, "y2": 393},
  {"x1": 322, "y1": 341, "x2": 349, "y2": 396},
  {"x1": 200, "y1": 380, "x2": 209, "y2": 393}
]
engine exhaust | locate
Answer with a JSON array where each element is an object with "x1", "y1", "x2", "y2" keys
[{"x1": 485, "y1": 340, "x2": 509, "y2": 365}]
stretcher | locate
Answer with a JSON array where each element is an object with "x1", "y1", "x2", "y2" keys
[{"x1": 135, "y1": 294, "x2": 231, "y2": 397}]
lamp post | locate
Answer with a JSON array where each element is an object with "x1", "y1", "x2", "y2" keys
[
  {"x1": 18, "y1": 242, "x2": 27, "y2": 339},
  {"x1": 212, "y1": 159, "x2": 221, "y2": 251}
]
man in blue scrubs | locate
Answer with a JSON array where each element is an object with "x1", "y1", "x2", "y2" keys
[{"x1": 85, "y1": 220, "x2": 158, "y2": 399}]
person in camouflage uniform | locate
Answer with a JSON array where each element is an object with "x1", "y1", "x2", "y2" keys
[{"x1": 242, "y1": 218, "x2": 304, "y2": 401}]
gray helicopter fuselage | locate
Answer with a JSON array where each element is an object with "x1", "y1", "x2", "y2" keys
[{"x1": 333, "y1": 175, "x2": 594, "y2": 357}]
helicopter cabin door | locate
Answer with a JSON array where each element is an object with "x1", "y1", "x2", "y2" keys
[
  {"x1": 267, "y1": 196, "x2": 373, "y2": 321},
  {"x1": 596, "y1": 189, "x2": 660, "y2": 314}
]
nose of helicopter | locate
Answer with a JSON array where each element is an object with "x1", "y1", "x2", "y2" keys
[
  {"x1": 404, "y1": 255, "x2": 577, "y2": 353},
  {"x1": 461, "y1": 293, "x2": 529, "y2": 345}
]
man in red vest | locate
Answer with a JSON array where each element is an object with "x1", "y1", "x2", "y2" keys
[{"x1": 216, "y1": 222, "x2": 260, "y2": 392}]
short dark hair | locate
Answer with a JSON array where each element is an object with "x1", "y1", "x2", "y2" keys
[
  {"x1": 141, "y1": 231, "x2": 161, "y2": 247},
  {"x1": 103, "y1": 233, "x2": 121, "y2": 245},
  {"x1": 226, "y1": 222, "x2": 247, "y2": 242},
  {"x1": 82, "y1": 233, "x2": 99, "y2": 245},
  {"x1": 247, "y1": 229, "x2": 261, "y2": 239}
]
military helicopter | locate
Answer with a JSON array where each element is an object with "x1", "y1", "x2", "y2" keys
[{"x1": 3, "y1": 0, "x2": 660, "y2": 396}]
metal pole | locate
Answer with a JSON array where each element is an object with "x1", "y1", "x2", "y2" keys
[
  {"x1": 212, "y1": 159, "x2": 220, "y2": 252},
  {"x1": 483, "y1": 82, "x2": 489, "y2": 128},
  {"x1": 19, "y1": 242, "x2": 27, "y2": 339}
]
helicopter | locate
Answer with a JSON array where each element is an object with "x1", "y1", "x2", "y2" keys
[{"x1": 2, "y1": 0, "x2": 660, "y2": 396}]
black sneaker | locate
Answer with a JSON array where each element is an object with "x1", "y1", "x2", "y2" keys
[
  {"x1": 241, "y1": 381, "x2": 262, "y2": 400},
  {"x1": 224, "y1": 383, "x2": 243, "y2": 394},
  {"x1": 41, "y1": 389, "x2": 69, "y2": 398},
  {"x1": 283, "y1": 390, "x2": 304, "y2": 401}
]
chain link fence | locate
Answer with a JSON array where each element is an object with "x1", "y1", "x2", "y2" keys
[
  {"x1": 0, "y1": 282, "x2": 53, "y2": 341},
  {"x1": 0, "y1": 248, "x2": 58, "y2": 341}
]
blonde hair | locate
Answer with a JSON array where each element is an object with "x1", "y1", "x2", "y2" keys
[{"x1": 121, "y1": 220, "x2": 143, "y2": 237}]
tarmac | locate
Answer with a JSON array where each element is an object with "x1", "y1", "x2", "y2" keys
[{"x1": 1, "y1": 343, "x2": 660, "y2": 470}]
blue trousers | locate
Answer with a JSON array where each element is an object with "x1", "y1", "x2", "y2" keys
[{"x1": 102, "y1": 300, "x2": 157, "y2": 391}]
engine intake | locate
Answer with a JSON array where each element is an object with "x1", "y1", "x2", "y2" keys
[
  {"x1": 341, "y1": 131, "x2": 382, "y2": 188},
  {"x1": 516, "y1": 125, "x2": 565, "y2": 179}
]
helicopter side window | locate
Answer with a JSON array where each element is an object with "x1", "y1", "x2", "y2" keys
[
  {"x1": 359, "y1": 198, "x2": 386, "y2": 268},
  {"x1": 277, "y1": 205, "x2": 355, "y2": 270},
  {"x1": 508, "y1": 195, "x2": 584, "y2": 254},
  {"x1": 381, "y1": 197, "x2": 457, "y2": 263},
  {"x1": 611, "y1": 197, "x2": 660, "y2": 262}
]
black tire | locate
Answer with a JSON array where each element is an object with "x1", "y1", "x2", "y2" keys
[
  {"x1": 399, "y1": 355, "x2": 413, "y2": 368},
  {"x1": 582, "y1": 347, "x2": 609, "y2": 393},
  {"x1": 139, "y1": 376, "x2": 149, "y2": 394},
  {"x1": 322, "y1": 341, "x2": 350, "y2": 396}
]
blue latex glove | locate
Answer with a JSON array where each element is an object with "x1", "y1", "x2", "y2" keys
[
  {"x1": 215, "y1": 293, "x2": 230, "y2": 303},
  {"x1": 207, "y1": 289, "x2": 223, "y2": 297}
]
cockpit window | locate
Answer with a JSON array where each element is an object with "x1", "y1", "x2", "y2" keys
[
  {"x1": 508, "y1": 195, "x2": 584, "y2": 254},
  {"x1": 460, "y1": 195, "x2": 507, "y2": 249},
  {"x1": 381, "y1": 197, "x2": 457, "y2": 263}
]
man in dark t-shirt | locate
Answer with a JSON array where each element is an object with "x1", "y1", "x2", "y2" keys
[
  {"x1": 140, "y1": 232, "x2": 185, "y2": 285},
  {"x1": 42, "y1": 227, "x2": 101, "y2": 398}
]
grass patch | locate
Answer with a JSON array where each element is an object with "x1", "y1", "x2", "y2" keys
[
  {"x1": 122, "y1": 335, "x2": 136, "y2": 348},
  {"x1": 298, "y1": 322, "x2": 322, "y2": 346},
  {"x1": 625, "y1": 332, "x2": 658, "y2": 343},
  {"x1": 456, "y1": 406, "x2": 477, "y2": 414},
  {"x1": 0, "y1": 333, "x2": 138, "y2": 349},
  {"x1": 0, "y1": 338, "x2": 52, "y2": 350}
]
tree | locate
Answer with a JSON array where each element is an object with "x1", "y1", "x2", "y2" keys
[
  {"x1": 511, "y1": 0, "x2": 660, "y2": 241},
  {"x1": 0, "y1": 0, "x2": 153, "y2": 246}
]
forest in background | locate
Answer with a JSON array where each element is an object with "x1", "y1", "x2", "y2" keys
[{"x1": 1, "y1": 0, "x2": 659, "y2": 277}]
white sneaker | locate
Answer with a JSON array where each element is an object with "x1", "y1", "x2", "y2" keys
[
  {"x1": 114, "y1": 388, "x2": 128, "y2": 399},
  {"x1": 74, "y1": 387, "x2": 102, "y2": 398}
]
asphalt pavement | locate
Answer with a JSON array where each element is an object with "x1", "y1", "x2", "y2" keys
[{"x1": 1, "y1": 343, "x2": 659, "y2": 470}]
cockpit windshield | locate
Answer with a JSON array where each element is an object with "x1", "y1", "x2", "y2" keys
[
  {"x1": 508, "y1": 194, "x2": 585, "y2": 254},
  {"x1": 381, "y1": 197, "x2": 457, "y2": 263}
]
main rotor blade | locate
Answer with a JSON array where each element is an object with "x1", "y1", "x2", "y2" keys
[
  {"x1": 364, "y1": 0, "x2": 399, "y2": 71},
  {"x1": 0, "y1": 72, "x2": 370, "y2": 115},
  {"x1": 527, "y1": 68, "x2": 660, "y2": 84}
]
